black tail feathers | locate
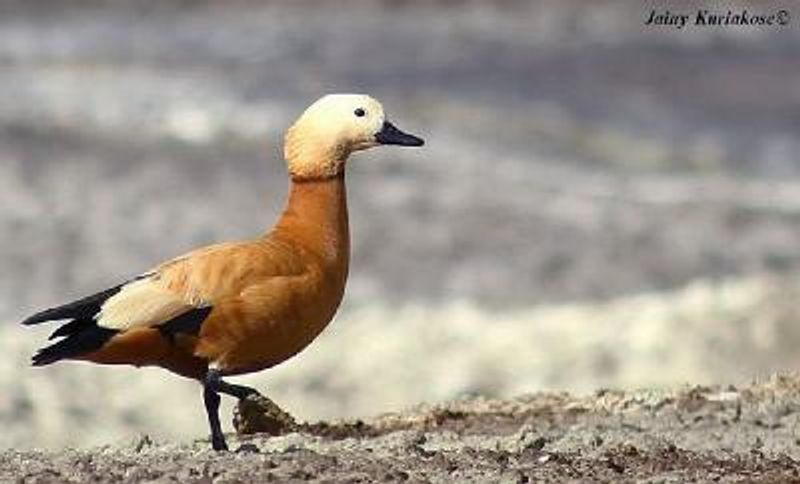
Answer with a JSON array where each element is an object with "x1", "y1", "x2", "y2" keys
[
  {"x1": 23, "y1": 284, "x2": 125, "y2": 366},
  {"x1": 32, "y1": 326, "x2": 118, "y2": 366}
]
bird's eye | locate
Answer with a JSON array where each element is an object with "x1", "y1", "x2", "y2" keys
[{"x1": 354, "y1": 108, "x2": 366, "y2": 118}]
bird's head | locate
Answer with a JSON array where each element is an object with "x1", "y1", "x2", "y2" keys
[{"x1": 285, "y1": 94, "x2": 424, "y2": 180}]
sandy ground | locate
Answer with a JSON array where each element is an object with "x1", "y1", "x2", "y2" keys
[{"x1": 4, "y1": 376, "x2": 800, "y2": 482}]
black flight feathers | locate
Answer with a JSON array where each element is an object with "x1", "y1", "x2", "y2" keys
[
  {"x1": 23, "y1": 278, "x2": 213, "y2": 366},
  {"x1": 22, "y1": 283, "x2": 126, "y2": 327}
]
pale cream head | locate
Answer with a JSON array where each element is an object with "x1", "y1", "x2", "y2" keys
[{"x1": 284, "y1": 94, "x2": 423, "y2": 180}]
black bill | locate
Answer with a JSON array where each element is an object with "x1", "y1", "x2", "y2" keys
[{"x1": 375, "y1": 121, "x2": 424, "y2": 147}]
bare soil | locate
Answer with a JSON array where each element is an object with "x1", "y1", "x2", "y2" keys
[{"x1": 5, "y1": 377, "x2": 800, "y2": 482}]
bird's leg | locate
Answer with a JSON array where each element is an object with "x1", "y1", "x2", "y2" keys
[
  {"x1": 204, "y1": 368, "x2": 297, "y2": 440},
  {"x1": 206, "y1": 368, "x2": 260, "y2": 400},
  {"x1": 202, "y1": 377, "x2": 227, "y2": 451},
  {"x1": 203, "y1": 367, "x2": 257, "y2": 450}
]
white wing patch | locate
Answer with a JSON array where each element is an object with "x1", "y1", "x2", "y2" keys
[{"x1": 95, "y1": 278, "x2": 197, "y2": 331}]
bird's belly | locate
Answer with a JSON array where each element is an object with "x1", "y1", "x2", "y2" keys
[
  {"x1": 197, "y1": 284, "x2": 345, "y2": 375},
  {"x1": 83, "y1": 328, "x2": 209, "y2": 380},
  {"x1": 221, "y1": 315, "x2": 332, "y2": 375}
]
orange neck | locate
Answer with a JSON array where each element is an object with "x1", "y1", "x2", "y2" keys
[{"x1": 272, "y1": 173, "x2": 350, "y2": 272}]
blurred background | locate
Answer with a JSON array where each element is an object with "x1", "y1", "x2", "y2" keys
[{"x1": 1, "y1": 0, "x2": 800, "y2": 448}]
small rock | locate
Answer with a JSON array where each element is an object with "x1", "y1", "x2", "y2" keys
[
  {"x1": 233, "y1": 393, "x2": 299, "y2": 436},
  {"x1": 236, "y1": 443, "x2": 260, "y2": 454},
  {"x1": 134, "y1": 435, "x2": 153, "y2": 453},
  {"x1": 526, "y1": 437, "x2": 547, "y2": 452}
]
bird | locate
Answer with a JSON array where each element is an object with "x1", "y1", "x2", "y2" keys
[{"x1": 21, "y1": 94, "x2": 424, "y2": 451}]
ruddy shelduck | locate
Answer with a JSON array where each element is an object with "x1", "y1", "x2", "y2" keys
[{"x1": 22, "y1": 94, "x2": 424, "y2": 450}]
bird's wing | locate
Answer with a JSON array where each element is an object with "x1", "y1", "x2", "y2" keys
[{"x1": 96, "y1": 239, "x2": 306, "y2": 332}]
